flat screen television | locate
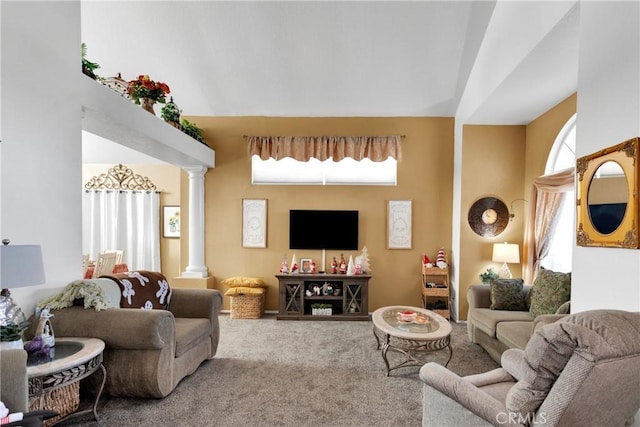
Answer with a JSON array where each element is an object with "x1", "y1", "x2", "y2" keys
[{"x1": 289, "y1": 210, "x2": 358, "y2": 250}]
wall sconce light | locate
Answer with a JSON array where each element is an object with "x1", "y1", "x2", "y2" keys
[
  {"x1": 509, "y1": 198, "x2": 528, "y2": 221},
  {"x1": 492, "y1": 242, "x2": 520, "y2": 279}
]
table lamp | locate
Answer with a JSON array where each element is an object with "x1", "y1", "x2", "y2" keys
[
  {"x1": 0, "y1": 239, "x2": 46, "y2": 326},
  {"x1": 492, "y1": 242, "x2": 520, "y2": 279}
]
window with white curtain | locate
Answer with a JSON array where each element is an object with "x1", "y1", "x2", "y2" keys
[
  {"x1": 541, "y1": 114, "x2": 576, "y2": 273},
  {"x1": 247, "y1": 135, "x2": 401, "y2": 185},
  {"x1": 83, "y1": 189, "x2": 161, "y2": 271},
  {"x1": 251, "y1": 156, "x2": 397, "y2": 185}
]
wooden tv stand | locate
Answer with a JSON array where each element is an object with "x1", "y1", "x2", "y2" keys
[{"x1": 276, "y1": 274, "x2": 371, "y2": 320}]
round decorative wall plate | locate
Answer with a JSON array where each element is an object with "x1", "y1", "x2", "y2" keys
[{"x1": 468, "y1": 197, "x2": 509, "y2": 237}]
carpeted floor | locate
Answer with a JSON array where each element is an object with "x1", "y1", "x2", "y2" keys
[{"x1": 58, "y1": 314, "x2": 497, "y2": 427}]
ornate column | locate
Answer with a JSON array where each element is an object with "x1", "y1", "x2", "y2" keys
[{"x1": 182, "y1": 166, "x2": 208, "y2": 278}]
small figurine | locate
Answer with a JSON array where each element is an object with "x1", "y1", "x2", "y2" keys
[
  {"x1": 330, "y1": 257, "x2": 338, "y2": 274},
  {"x1": 280, "y1": 254, "x2": 289, "y2": 274},
  {"x1": 35, "y1": 306, "x2": 55, "y2": 348},
  {"x1": 436, "y1": 248, "x2": 448, "y2": 269},
  {"x1": 309, "y1": 260, "x2": 317, "y2": 274},
  {"x1": 338, "y1": 253, "x2": 347, "y2": 274},
  {"x1": 290, "y1": 254, "x2": 299, "y2": 274}
]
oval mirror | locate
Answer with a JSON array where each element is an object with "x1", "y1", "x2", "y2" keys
[{"x1": 587, "y1": 160, "x2": 628, "y2": 234}]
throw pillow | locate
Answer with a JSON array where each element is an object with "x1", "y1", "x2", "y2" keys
[
  {"x1": 529, "y1": 267, "x2": 571, "y2": 318},
  {"x1": 221, "y1": 276, "x2": 266, "y2": 288},
  {"x1": 490, "y1": 279, "x2": 527, "y2": 311},
  {"x1": 224, "y1": 287, "x2": 266, "y2": 296},
  {"x1": 103, "y1": 271, "x2": 172, "y2": 310}
]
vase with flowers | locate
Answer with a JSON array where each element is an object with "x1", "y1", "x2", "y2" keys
[{"x1": 127, "y1": 75, "x2": 171, "y2": 115}]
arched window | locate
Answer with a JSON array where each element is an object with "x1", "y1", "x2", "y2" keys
[{"x1": 540, "y1": 114, "x2": 576, "y2": 273}]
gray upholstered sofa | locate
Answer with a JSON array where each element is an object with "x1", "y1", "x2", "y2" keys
[
  {"x1": 39, "y1": 277, "x2": 222, "y2": 398},
  {"x1": 420, "y1": 310, "x2": 640, "y2": 427},
  {"x1": 467, "y1": 284, "x2": 565, "y2": 363}
]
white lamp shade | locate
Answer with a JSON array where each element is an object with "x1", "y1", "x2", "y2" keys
[
  {"x1": 0, "y1": 244, "x2": 46, "y2": 288},
  {"x1": 492, "y1": 243, "x2": 520, "y2": 264}
]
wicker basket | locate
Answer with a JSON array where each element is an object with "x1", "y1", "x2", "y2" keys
[
  {"x1": 29, "y1": 381, "x2": 80, "y2": 427},
  {"x1": 230, "y1": 292, "x2": 265, "y2": 319}
]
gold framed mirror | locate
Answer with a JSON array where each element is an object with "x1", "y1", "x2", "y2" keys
[{"x1": 576, "y1": 137, "x2": 639, "y2": 248}]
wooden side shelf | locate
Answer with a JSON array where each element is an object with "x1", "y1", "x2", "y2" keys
[
  {"x1": 421, "y1": 267, "x2": 450, "y2": 319},
  {"x1": 276, "y1": 274, "x2": 371, "y2": 320}
]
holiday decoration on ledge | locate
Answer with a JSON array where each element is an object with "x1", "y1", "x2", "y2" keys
[
  {"x1": 309, "y1": 260, "x2": 317, "y2": 274},
  {"x1": 127, "y1": 74, "x2": 171, "y2": 115},
  {"x1": 160, "y1": 97, "x2": 182, "y2": 129},
  {"x1": 102, "y1": 72, "x2": 129, "y2": 97},
  {"x1": 436, "y1": 248, "x2": 448, "y2": 269},
  {"x1": 290, "y1": 254, "x2": 298, "y2": 274},
  {"x1": 81, "y1": 42, "x2": 101, "y2": 80},
  {"x1": 280, "y1": 254, "x2": 289, "y2": 274}
]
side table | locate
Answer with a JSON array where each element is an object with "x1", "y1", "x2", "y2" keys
[{"x1": 27, "y1": 337, "x2": 106, "y2": 425}]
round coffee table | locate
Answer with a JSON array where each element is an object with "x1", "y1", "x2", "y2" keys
[
  {"x1": 372, "y1": 306, "x2": 452, "y2": 376},
  {"x1": 27, "y1": 337, "x2": 106, "y2": 424}
]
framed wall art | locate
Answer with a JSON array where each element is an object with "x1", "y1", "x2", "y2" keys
[
  {"x1": 163, "y1": 206, "x2": 180, "y2": 238},
  {"x1": 242, "y1": 199, "x2": 267, "y2": 248},
  {"x1": 387, "y1": 200, "x2": 412, "y2": 249}
]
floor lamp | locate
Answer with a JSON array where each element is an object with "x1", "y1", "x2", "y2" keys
[{"x1": 492, "y1": 242, "x2": 520, "y2": 279}]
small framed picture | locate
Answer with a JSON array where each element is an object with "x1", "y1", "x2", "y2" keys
[
  {"x1": 300, "y1": 258, "x2": 313, "y2": 273},
  {"x1": 163, "y1": 206, "x2": 180, "y2": 238},
  {"x1": 387, "y1": 200, "x2": 412, "y2": 249},
  {"x1": 242, "y1": 199, "x2": 267, "y2": 248}
]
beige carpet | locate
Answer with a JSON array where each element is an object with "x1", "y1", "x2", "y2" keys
[{"x1": 58, "y1": 314, "x2": 498, "y2": 427}]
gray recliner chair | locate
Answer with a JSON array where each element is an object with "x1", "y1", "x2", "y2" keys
[{"x1": 419, "y1": 309, "x2": 640, "y2": 426}]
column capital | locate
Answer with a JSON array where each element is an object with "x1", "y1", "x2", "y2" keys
[{"x1": 182, "y1": 165, "x2": 208, "y2": 177}]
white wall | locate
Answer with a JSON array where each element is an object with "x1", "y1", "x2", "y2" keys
[
  {"x1": 1, "y1": 1, "x2": 82, "y2": 315},
  {"x1": 573, "y1": 1, "x2": 640, "y2": 313}
]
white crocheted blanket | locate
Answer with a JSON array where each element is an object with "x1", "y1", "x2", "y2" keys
[{"x1": 38, "y1": 279, "x2": 114, "y2": 311}]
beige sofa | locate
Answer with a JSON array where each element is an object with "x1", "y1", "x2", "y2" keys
[
  {"x1": 45, "y1": 287, "x2": 222, "y2": 398},
  {"x1": 467, "y1": 284, "x2": 564, "y2": 363}
]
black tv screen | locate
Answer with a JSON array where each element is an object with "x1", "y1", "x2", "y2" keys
[{"x1": 289, "y1": 210, "x2": 358, "y2": 250}]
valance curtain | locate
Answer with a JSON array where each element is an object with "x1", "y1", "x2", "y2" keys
[
  {"x1": 523, "y1": 167, "x2": 575, "y2": 284},
  {"x1": 247, "y1": 135, "x2": 402, "y2": 162},
  {"x1": 83, "y1": 189, "x2": 161, "y2": 271}
]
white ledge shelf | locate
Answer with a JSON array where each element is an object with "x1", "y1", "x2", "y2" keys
[{"x1": 80, "y1": 76, "x2": 215, "y2": 169}]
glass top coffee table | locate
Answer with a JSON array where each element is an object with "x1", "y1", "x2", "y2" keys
[{"x1": 372, "y1": 306, "x2": 452, "y2": 376}]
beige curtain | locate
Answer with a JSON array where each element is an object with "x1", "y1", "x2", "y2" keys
[
  {"x1": 247, "y1": 135, "x2": 402, "y2": 162},
  {"x1": 523, "y1": 167, "x2": 575, "y2": 284}
]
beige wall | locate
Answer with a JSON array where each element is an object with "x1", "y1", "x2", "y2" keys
[
  {"x1": 458, "y1": 125, "x2": 527, "y2": 319},
  {"x1": 184, "y1": 116, "x2": 454, "y2": 312},
  {"x1": 82, "y1": 164, "x2": 183, "y2": 279},
  {"x1": 101, "y1": 96, "x2": 575, "y2": 317}
]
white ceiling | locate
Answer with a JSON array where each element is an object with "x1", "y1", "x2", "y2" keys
[{"x1": 80, "y1": 1, "x2": 579, "y2": 125}]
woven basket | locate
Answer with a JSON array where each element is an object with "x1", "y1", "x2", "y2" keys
[
  {"x1": 230, "y1": 292, "x2": 265, "y2": 319},
  {"x1": 29, "y1": 381, "x2": 80, "y2": 427}
]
